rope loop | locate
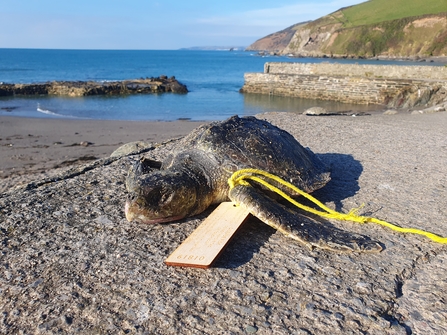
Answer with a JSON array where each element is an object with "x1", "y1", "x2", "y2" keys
[{"x1": 228, "y1": 168, "x2": 447, "y2": 245}]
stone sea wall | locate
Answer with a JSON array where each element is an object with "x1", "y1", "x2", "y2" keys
[{"x1": 241, "y1": 62, "x2": 447, "y2": 108}]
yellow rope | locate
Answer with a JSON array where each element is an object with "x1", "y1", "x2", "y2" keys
[{"x1": 228, "y1": 168, "x2": 447, "y2": 244}]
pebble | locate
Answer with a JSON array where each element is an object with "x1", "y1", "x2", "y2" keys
[
  {"x1": 355, "y1": 282, "x2": 372, "y2": 294},
  {"x1": 245, "y1": 325, "x2": 258, "y2": 333},
  {"x1": 334, "y1": 312, "x2": 344, "y2": 320}
]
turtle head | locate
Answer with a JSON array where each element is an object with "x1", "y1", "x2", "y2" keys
[{"x1": 125, "y1": 170, "x2": 199, "y2": 224}]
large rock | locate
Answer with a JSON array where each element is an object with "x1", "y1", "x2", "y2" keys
[
  {"x1": 303, "y1": 107, "x2": 328, "y2": 115},
  {"x1": 0, "y1": 77, "x2": 188, "y2": 97},
  {"x1": 1, "y1": 112, "x2": 446, "y2": 334}
]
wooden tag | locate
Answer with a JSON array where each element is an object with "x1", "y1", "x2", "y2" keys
[{"x1": 165, "y1": 202, "x2": 250, "y2": 268}]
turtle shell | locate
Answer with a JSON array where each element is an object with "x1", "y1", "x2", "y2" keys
[{"x1": 168, "y1": 115, "x2": 330, "y2": 194}]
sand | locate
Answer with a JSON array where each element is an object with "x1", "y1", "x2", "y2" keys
[
  {"x1": 1, "y1": 111, "x2": 446, "y2": 193},
  {"x1": 0, "y1": 116, "x2": 205, "y2": 192}
]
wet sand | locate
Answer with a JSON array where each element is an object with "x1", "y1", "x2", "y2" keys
[{"x1": 0, "y1": 116, "x2": 205, "y2": 191}]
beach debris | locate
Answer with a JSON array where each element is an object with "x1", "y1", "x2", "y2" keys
[
  {"x1": 125, "y1": 115, "x2": 381, "y2": 252},
  {"x1": 63, "y1": 141, "x2": 93, "y2": 147}
]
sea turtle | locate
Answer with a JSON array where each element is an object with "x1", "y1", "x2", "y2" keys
[{"x1": 125, "y1": 115, "x2": 381, "y2": 252}]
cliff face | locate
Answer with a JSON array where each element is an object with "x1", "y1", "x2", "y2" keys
[
  {"x1": 245, "y1": 22, "x2": 310, "y2": 52},
  {"x1": 340, "y1": 14, "x2": 447, "y2": 58},
  {"x1": 248, "y1": 7, "x2": 447, "y2": 58},
  {"x1": 281, "y1": 12, "x2": 344, "y2": 56}
]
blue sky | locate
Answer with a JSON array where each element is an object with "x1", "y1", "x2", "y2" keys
[{"x1": 1, "y1": 0, "x2": 366, "y2": 49}]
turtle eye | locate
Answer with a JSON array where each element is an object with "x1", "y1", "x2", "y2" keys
[
  {"x1": 158, "y1": 189, "x2": 175, "y2": 205},
  {"x1": 160, "y1": 192, "x2": 175, "y2": 205},
  {"x1": 146, "y1": 187, "x2": 164, "y2": 205}
]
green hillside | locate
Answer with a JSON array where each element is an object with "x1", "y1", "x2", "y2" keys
[
  {"x1": 248, "y1": 0, "x2": 447, "y2": 58},
  {"x1": 325, "y1": 13, "x2": 447, "y2": 57},
  {"x1": 340, "y1": 0, "x2": 447, "y2": 28}
]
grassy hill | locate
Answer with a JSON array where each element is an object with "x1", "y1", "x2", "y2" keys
[
  {"x1": 326, "y1": 13, "x2": 447, "y2": 57},
  {"x1": 340, "y1": 0, "x2": 446, "y2": 28},
  {"x1": 248, "y1": 0, "x2": 447, "y2": 58}
]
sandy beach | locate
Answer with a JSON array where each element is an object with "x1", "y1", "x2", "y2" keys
[
  {"x1": 0, "y1": 116, "x2": 205, "y2": 192},
  {"x1": 1, "y1": 110, "x2": 445, "y2": 192}
]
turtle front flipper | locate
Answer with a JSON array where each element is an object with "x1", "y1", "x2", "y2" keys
[{"x1": 229, "y1": 184, "x2": 382, "y2": 253}]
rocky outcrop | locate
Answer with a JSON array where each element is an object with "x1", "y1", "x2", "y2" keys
[
  {"x1": 0, "y1": 84, "x2": 50, "y2": 96},
  {"x1": 247, "y1": 8, "x2": 447, "y2": 59},
  {"x1": 245, "y1": 22, "x2": 310, "y2": 53},
  {"x1": 313, "y1": 13, "x2": 447, "y2": 59},
  {"x1": 385, "y1": 84, "x2": 447, "y2": 108},
  {"x1": 0, "y1": 76, "x2": 188, "y2": 97}
]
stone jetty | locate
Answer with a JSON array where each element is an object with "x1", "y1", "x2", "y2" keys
[
  {"x1": 0, "y1": 76, "x2": 188, "y2": 97},
  {"x1": 241, "y1": 63, "x2": 447, "y2": 109}
]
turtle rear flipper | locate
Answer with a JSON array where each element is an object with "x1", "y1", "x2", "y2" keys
[{"x1": 229, "y1": 184, "x2": 382, "y2": 253}]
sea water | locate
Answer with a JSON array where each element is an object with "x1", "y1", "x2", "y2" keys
[{"x1": 0, "y1": 49, "x2": 433, "y2": 121}]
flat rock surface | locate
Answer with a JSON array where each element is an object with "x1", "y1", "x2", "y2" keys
[{"x1": 1, "y1": 112, "x2": 446, "y2": 334}]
